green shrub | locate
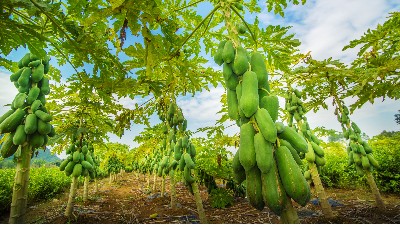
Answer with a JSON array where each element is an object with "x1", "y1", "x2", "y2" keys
[
  {"x1": 209, "y1": 187, "x2": 234, "y2": 209},
  {"x1": 0, "y1": 169, "x2": 15, "y2": 212},
  {"x1": 125, "y1": 166, "x2": 133, "y2": 173}
]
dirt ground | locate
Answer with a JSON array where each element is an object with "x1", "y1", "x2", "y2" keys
[{"x1": 1, "y1": 172, "x2": 399, "y2": 224}]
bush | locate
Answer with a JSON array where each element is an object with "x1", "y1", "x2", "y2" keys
[
  {"x1": 0, "y1": 167, "x2": 71, "y2": 213},
  {"x1": 209, "y1": 187, "x2": 234, "y2": 209}
]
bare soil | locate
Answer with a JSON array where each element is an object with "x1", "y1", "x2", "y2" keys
[{"x1": 1, "y1": 172, "x2": 399, "y2": 224}]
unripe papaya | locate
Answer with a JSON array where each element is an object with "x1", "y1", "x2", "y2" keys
[
  {"x1": 28, "y1": 60, "x2": 41, "y2": 68},
  {"x1": 37, "y1": 119, "x2": 52, "y2": 135},
  {"x1": 232, "y1": 46, "x2": 249, "y2": 75},
  {"x1": 260, "y1": 95, "x2": 279, "y2": 122},
  {"x1": 227, "y1": 89, "x2": 239, "y2": 120},
  {"x1": 367, "y1": 154, "x2": 379, "y2": 168},
  {"x1": 311, "y1": 142, "x2": 324, "y2": 157},
  {"x1": 275, "y1": 146, "x2": 310, "y2": 206},
  {"x1": 18, "y1": 67, "x2": 31, "y2": 88},
  {"x1": 261, "y1": 159, "x2": 287, "y2": 216},
  {"x1": 184, "y1": 153, "x2": 195, "y2": 169},
  {"x1": 1, "y1": 134, "x2": 19, "y2": 158},
  {"x1": 237, "y1": 23, "x2": 246, "y2": 34},
  {"x1": 275, "y1": 122, "x2": 284, "y2": 134},
  {"x1": 35, "y1": 110, "x2": 52, "y2": 122},
  {"x1": 246, "y1": 166, "x2": 265, "y2": 211},
  {"x1": 232, "y1": 151, "x2": 246, "y2": 184},
  {"x1": 72, "y1": 163, "x2": 83, "y2": 177},
  {"x1": 73, "y1": 151, "x2": 80, "y2": 163},
  {"x1": 0, "y1": 108, "x2": 26, "y2": 134},
  {"x1": 13, "y1": 93, "x2": 27, "y2": 109},
  {"x1": 59, "y1": 159, "x2": 69, "y2": 171},
  {"x1": 254, "y1": 133, "x2": 273, "y2": 173},
  {"x1": 281, "y1": 139, "x2": 302, "y2": 166},
  {"x1": 13, "y1": 124, "x2": 26, "y2": 145},
  {"x1": 184, "y1": 166, "x2": 195, "y2": 184},
  {"x1": 239, "y1": 122, "x2": 256, "y2": 171},
  {"x1": 278, "y1": 126, "x2": 308, "y2": 153},
  {"x1": 24, "y1": 114, "x2": 38, "y2": 134},
  {"x1": 305, "y1": 142, "x2": 315, "y2": 163},
  {"x1": 222, "y1": 40, "x2": 235, "y2": 63},
  {"x1": 65, "y1": 161, "x2": 76, "y2": 176},
  {"x1": 0, "y1": 109, "x2": 14, "y2": 125},
  {"x1": 32, "y1": 64, "x2": 44, "y2": 82},
  {"x1": 21, "y1": 53, "x2": 31, "y2": 67},
  {"x1": 82, "y1": 160, "x2": 94, "y2": 172},
  {"x1": 214, "y1": 40, "x2": 227, "y2": 66},
  {"x1": 254, "y1": 108, "x2": 277, "y2": 143},
  {"x1": 30, "y1": 132, "x2": 44, "y2": 148},
  {"x1": 315, "y1": 154, "x2": 326, "y2": 166},
  {"x1": 240, "y1": 71, "x2": 258, "y2": 117},
  {"x1": 250, "y1": 52, "x2": 268, "y2": 88},
  {"x1": 10, "y1": 68, "x2": 25, "y2": 82}
]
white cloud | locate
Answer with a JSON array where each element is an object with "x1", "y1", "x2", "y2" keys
[{"x1": 0, "y1": 72, "x2": 19, "y2": 114}]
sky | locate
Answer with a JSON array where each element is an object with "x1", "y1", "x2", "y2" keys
[{"x1": 0, "y1": 0, "x2": 399, "y2": 155}]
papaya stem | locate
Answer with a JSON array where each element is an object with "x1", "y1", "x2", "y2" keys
[
  {"x1": 173, "y1": 0, "x2": 206, "y2": 12},
  {"x1": 230, "y1": 5, "x2": 257, "y2": 47}
]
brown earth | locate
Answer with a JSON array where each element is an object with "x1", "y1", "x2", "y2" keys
[{"x1": 1, "y1": 172, "x2": 399, "y2": 224}]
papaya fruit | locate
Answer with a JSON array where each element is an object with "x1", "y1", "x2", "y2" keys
[
  {"x1": 85, "y1": 154, "x2": 94, "y2": 165},
  {"x1": 35, "y1": 110, "x2": 52, "y2": 122},
  {"x1": 0, "y1": 109, "x2": 14, "y2": 125},
  {"x1": 28, "y1": 60, "x2": 41, "y2": 68},
  {"x1": 65, "y1": 161, "x2": 76, "y2": 176},
  {"x1": 348, "y1": 151, "x2": 354, "y2": 166},
  {"x1": 82, "y1": 145, "x2": 88, "y2": 155},
  {"x1": 18, "y1": 67, "x2": 31, "y2": 88},
  {"x1": 72, "y1": 163, "x2": 83, "y2": 177},
  {"x1": 21, "y1": 53, "x2": 31, "y2": 67},
  {"x1": 280, "y1": 140, "x2": 302, "y2": 166},
  {"x1": 305, "y1": 142, "x2": 315, "y2": 163},
  {"x1": 234, "y1": 2, "x2": 243, "y2": 10},
  {"x1": 239, "y1": 122, "x2": 256, "y2": 171},
  {"x1": 367, "y1": 154, "x2": 379, "y2": 168},
  {"x1": 26, "y1": 87, "x2": 40, "y2": 105},
  {"x1": 315, "y1": 154, "x2": 326, "y2": 166},
  {"x1": 37, "y1": 119, "x2": 51, "y2": 135},
  {"x1": 13, "y1": 93, "x2": 27, "y2": 109},
  {"x1": 355, "y1": 164, "x2": 364, "y2": 176},
  {"x1": 246, "y1": 166, "x2": 265, "y2": 211},
  {"x1": 189, "y1": 143, "x2": 196, "y2": 157},
  {"x1": 353, "y1": 152, "x2": 362, "y2": 166},
  {"x1": 1, "y1": 134, "x2": 19, "y2": 158},
  {"x1": 275, "y1": 146, "x2": 310, "y2": 206},
  {"x1": 254, "y1": 132, "x2": 273, "y2": 173},
  {"x1": 179, "y1": 154, "x2": 186, "y2": 171},
  {"x1": 304, "y1": 170, "x2": 311, "y2": 180},
  {"x1": 311, "y1": 142, "x2": 324, "y2": 157},
  {"x1": 261, "y1": 158, "x2": 287, "y2": 215},
  {"x1": 73, "y1": 151, "x2": 80, "y2": 163},
  {"x1": 240, "y1": 71, "x2": 259, "y2": 117},
  {"x1": 250, "y1": 52, "x2": 268, "y2": 88},
  {"x1": 222, "y1": 40, "x2": 235, "y2": 63},
  {"x1": 18, "y1": 85, "x2": 29, "y2": 94},
  {"x1": 182, "y1": 119, "x2": 187, "y2": 131},
  {"x1": 237, "y1": 23, "x2": 246, "y2": 34},
  {"x1": 310, "y1": 133, "x2": 321, "y2": 145},
  {"x1": 232, "y1": 46, "x2": 249, "y2": 75},
  {"x1": 227, "y1": 89, "x2": 239, "y2": 120},
  {"x1": 232, "y1": 151, "x2": 246, "y2": 184},
  {"x1": 255, "y1": 108, "x2": 277, "y2": 143},
  {"x1": 260, "y1": 95, "x2": 279, "y2": 122},
  {"x1": 184, "y1": 153, "x2": 195, "y2": 169},
  {"x1": 361, "y1": 155, "x2": 370, "y2": 170},
  {"x1": 278, "y1": 126, "x2": 308, "y2": 153},
  {"x1": 30, "y1": 132, "x2": 44, "y2": 148},
  {"x1": 32, "y1": 64, "x2": 44, "y2": 83},
  {"x1": 275, "y1": 122, "x2": 284, "y2": 134},
  {"x1": 0, "y1": 108, "x2": 26, "y2": 134},
  {"x1": 59, "y1": 159, "x2": 70, "y2": 171},
  {"x1": 81, "y1": 160, "x2": 94, "y2": 172},
  {"x1": 184, "y1": 166, "x2": 195, "y2": 184},
  {"x1": 174, "y1": 143, "x2": 182, "y2": 161},
  {"x1": 214, "y1": 40, "x2": 227, "y2": 66},
  {"x1": 43, "y1": 56, "x2": 50, "y2": 74},
  {"x1": 13, "y1": 124, "x2": 26, "y2": 145},
  {"x1": 10, "y1": 68, "x2": 25, "y2": 82}
]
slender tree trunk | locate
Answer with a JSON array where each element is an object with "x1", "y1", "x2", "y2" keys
[
  {"x1": 65, "y1": 176, "x2": 78, "y2": 218},
  {"x1": 280, "y1": 195, "x2": 300, "y2": 224},
  {"x1": 83, "y1": 176, "x2": 89, "y2": 202},
  {"x1": 161, "y1": 175, "x2": 165, "y2": 197},
  {"x1": 191, "y1": 181, "x2": 207, "y2": 224},
  {"x1": 153, "y1": 172, "x2": 157, "y2": 192},
  {"x1": 309, "y1": 162, "x2": 334, "y2": 218},
  {"x1": 9, "y1": 145, "x2": 32, "y2": 224},
  {"x1": 147, "y1": 173, "x2": 151, "y2": 187},
  {"x1": 109, "y1": 172, "x2": 112, "y2": 184},
  {"x1": 170, "y1": 170, "x2": 177, "y2": 209},
  {"x1": 365, "y1": 170, "x2": 385, "y2": 210}
]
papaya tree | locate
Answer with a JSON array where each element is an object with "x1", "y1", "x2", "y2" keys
[{"x1": 0, "y1": 52, "x2": 54, "y2": 224}]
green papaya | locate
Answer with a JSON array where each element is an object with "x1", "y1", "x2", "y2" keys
[
  {"x1": 32, "y1": 64, "x2": 44, "y2": 82},
  {"x1": 278, "y1": 126, "x2": 308, "y2": 153},
  {"x1": 59, "y1": 159, "x2": 70, "y2": 171},
  {"x1": 21, "y1": 53, "x2": 31, "y2": 67},
  {"x1": 37, "y1": 119, "x2": 51, "y2": 135},
  {"x1": 18, "y1": 67, "x2": 31, "y2": 88},
  {"x1": 232, "y1": 151, "x2": 246, "y2": 184},
  {"x1": 174, "y1": 143, "x2": 182, "y2": 161},
  {"x1": 1, "y1": 134, "x2": 19, "y2": 158},
  {"x1": 179, "y1": 154, "x2": 186, "y2": 171},
  {"x1": 254, "y1": 132, "x2": 273, "y2": 173},
  {"x1": 81, "y1": 160, "x2": 94, "y2": 172},
  {"x1": 260, "y1": 95, "x2": 279, "y2": 122},
  {"x1": 240, "y1": 71, "x2": 259, "y2": 117},
  {"x1": 13, "y1": 93, "x2": 27, "y2": 109},
  {"x1": 13, "y1": 124, "x2": 26, "y2": 145},
  {"x1": 261, "y1": 159, "x2": 287, "y2": 216},
  {"x1": 222, "y1": 40, "x2": 235, "y2": 63},
  {"x1": 73, "y1": 151, "x2": 80, "y2": 163},
  {"x1": 246, "y1": 166, "x2": 265, "y2": 211},
  {"x1": 214, "y1": 40, "x2": 227, "y2": 66},
  {"x1": 30, "y1": 132, "x2": 44, "y2": 148},
  {"x1": 184, "y1": 153, "x2": 195, "y2": 169},
  {"x1": 0, "y1": 110, "x2": 14, "y2": 125},
  {"x1": 82, "y1": 145, "x2": 88, "y2": 155},
  {"x1": 184, "y1": 166, "x2": 195, "y2": 184},
  {"x1": 367, "y1": 154, "x2": 379, "y2": 168},
  {"x1": 72, "y1": 163, "x2": 83, "y2": 177},
  {"x1": 311, "y1": 142, "x2": 324, "y2": 157},
  {"x1": 361, "y1": 155, "x2": 370, "y2": 170},
  {"x1": 189, "y1": 143, "x2": 196, "y2": 158},
  {"x1": 10, "y1": 68, "x2": 25, "y2": 82},
  {"x1": 227, "y1": 89, "x2": 239, "y2": 120},
  {"x1": 281, "y1": 140, "x2": 302, "y2": 166},
  {"x1": 43, "y1": 56, "x2": 50, "y2": 74},
  {"x1": 305, "y1": 142, "x2": 315, "y2": 162},
  {"x1": 353, "y1": 152, "x2": 362, "y2": 166},
  {"x1": 0, "y1": 108, "x2": 26, "y2": 134},
  {"x1": 28, "y1": 60, "x2": 41, "y2": 68},
  {"x1": 255, "y1": 108, "x2": 277, "y2": 143},
  {"x1": 237, "y1": 23, "x2": 246, "y2": 34},
  {"x1": 275, "y1": 146, "x2": 310, "y2": 206},
  {"x1": 26, "y1": 87, "x2": 40, "y2": 105},
  {"x1": 65, "y1": 161, "x2": 76, "y2": 176},
  {"x1": 232, "y1": 46, "x2": 249, "y2": 75},
  {"x1": 24, "y1": 114, "x2": 38, "y2": 134},
  {"x1": 304, "y1": 170, "x2": 311, "y2": 180},
  {"x1": 275, "y1": 122, "x2": 284, "y2": 134},
  {"x1": 250, "y1": 52, "x2": 268, "y2": 88},
  {"x1": 35, "y1": 110, "x2": 52, "y2": 122},
  {"x1": 239, "y1": 122, "x2": 256, "y2": 171},
  {"x1": 315, "y1": 154, "x2": 326, "y2": 166}
]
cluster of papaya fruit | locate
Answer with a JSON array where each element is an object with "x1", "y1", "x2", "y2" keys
[
  {"x1": 60, "y1": 134, "x2": 98, "y2": 179},
  {"x1": 336, "y1": 103, "x2": 379, "y2": 175},
  {"x1": 214, "y1": 40, "x2": 310, "y2": 215},
  {"x1": 285, "y1": 88, "x2": 326, "y2": 181},
  {"x1": 198, "y1": 170, "x2": 218, "y2": 194},
  {"x1": 0, "y1": 53, "x2": 54, "y2": 158}
]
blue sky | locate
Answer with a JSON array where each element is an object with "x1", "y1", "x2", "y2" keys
[{"x1": 1, "y1": 0, "x2": 399, "y2": 154}]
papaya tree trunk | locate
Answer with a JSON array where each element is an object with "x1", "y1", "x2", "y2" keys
[
  {"x1": 65, "y1": 176, "x2": 78, "y2": 218},
  {"x1": 309, "y1": 162, "x2": 334, "y2": 218},
  {"x1": 170, "y1": 170, "x2": 177, "y2": 209},
  {"x1": 153, "y1": 172, "x2": 157, "y2": 192},
  {"x1": 147, "y1": 173, "x2": 151, "y2": 187},
  {"x1": 161, "y1": 175, "x2": 165, "y2": 196},
  {"x1": 365, "y1": 170, "x2": 385, "y2": 210},
  {"x1": 83, "y1": 176, "x2": 89, "y2": 202},
  {"x1": 9, "y1": 145, "x2": 32, "y2": 224},
  {"x1": 191, "y1": 181, "x2": 207, "y2": 223},
  {"x1": 280, "y1": 195, "x2": 300, "y2": 224},
  {"x1": 109, "y1": 173, "x2": 112, "y2": 184}
]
